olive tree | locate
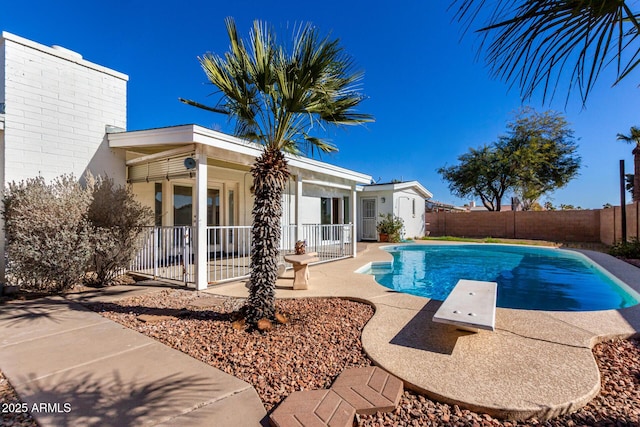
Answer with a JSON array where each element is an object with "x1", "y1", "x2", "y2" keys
[{"x1": 438, "y1": 109, "x2": 581, "y2": 210}]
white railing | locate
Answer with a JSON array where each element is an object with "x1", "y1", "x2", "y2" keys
[
  {"x1": 130, "y1": 226, "x2": 194, "y2": 283},
  {"x1": 296, "y1": 224, "x2": 353, "y2": 261},
  {"x1": 130, "y1": 223, "x2": 354, "y2": 285},
  {"x1": 206, "y1": 225, "x2": 252, "y2": 283}
]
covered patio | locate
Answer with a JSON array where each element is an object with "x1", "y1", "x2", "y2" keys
[{"x1": 107, "y1": 124, "x2": 372, "y2": 289}]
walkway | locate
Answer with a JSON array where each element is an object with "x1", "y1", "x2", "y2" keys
[
  {"x1": 210, "y1": 242, "x2": 640, "y2": 420},
  {"x1": 0, "y1": 286, "x2": 267, "y2": 427}
]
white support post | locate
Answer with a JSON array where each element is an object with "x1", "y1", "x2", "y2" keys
[
  {"x1": 295, "y1": 175, "x2": 303, "y2": 242},
  {"x1": 194, "y1": 148, "x2": 208, "y2": 290},
  {"x1": 351, "y1": 184, "x2": 358, "y2": 258}
]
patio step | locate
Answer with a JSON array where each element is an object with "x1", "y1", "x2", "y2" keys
[
  {"x1": 269, "y1": 366, "x2": 403, "y2": 426},
  {"x1": 331, "y1": 366, "x2": 403, "y2": 415},
  {"x1": 269, "y1": 389, "x2": 355, "y2": 427}
]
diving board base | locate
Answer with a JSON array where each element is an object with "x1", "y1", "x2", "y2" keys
[{"x1": 432, "y1": 279, "x2": 497, "y2": 333}]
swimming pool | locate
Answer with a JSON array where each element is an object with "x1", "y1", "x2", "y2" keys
[{"x1": 360, "y1": 244, "x2": 640, "y2": 311}]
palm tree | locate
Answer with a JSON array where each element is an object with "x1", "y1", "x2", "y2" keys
[
  {"x1": 451, "y1": 1, "x2": 640, "y2": 105},
  {"x1": 180, "y1": 18, "x2": 372, "y2": 329},
  {"x1": 617, "y1": 126, "x2": 640, "y2": 202}
]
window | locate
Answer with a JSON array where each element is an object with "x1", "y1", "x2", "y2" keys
[
  {"x1": 343, "y1": 196, "x2": 350, "y2": 224},
  {"x1": 228, "y1": 189, "x2": 235, "y2": 244},
  {"x1": 154, "y1": 183, "x2": 162, "y2": 226},
  {"x1": 207, "y1": 189, "x2": 220, "y2": 226},
  {"x1": 321, "y1": 198, "x2": 332, "y2": 225},
  {"x1": 321, "y1": 197, "x2": 345, "y2": 225},
  {"x1": 173, "y1": 186, "x2": 192, "y2": 226},
  {"x1": 228, "y1": 190, "x2": 235, "y2": 226}
]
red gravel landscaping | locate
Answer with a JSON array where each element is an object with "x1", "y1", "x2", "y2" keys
[
  {"x1": 1, "y1": 370, "x2": 38, "y2": 427},
  {"x1": 2, "y1": 288, "x2": 639, "y2": 426}
]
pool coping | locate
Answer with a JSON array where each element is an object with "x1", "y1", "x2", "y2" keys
[{"x1": 208, "y1": 241, "x2": 640, "y2": 421}]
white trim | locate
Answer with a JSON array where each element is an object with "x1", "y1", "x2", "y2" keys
[
  {"x1": 361, "y1": 180, "x2": 433, "y2": 199},
  {"x1": 301, "y1": 179, "x2": 353, "y2": 190},
  {"x1": 109, "y1": 124, "x2": 372, "y2": 184},
  {"x1": 194, "y1": 149, "x2": 208, "y2": 290},
  {"x1": 1, "y1": 31, "x2": 129, "y2": 81}
]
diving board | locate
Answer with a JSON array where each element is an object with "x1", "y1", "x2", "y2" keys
[{"x1": 433, "y1": 279, "x2": 497, "y2": 332}]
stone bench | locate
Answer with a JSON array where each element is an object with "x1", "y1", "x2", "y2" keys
[
  {"x1": 432, "y1": 279, "x2": 497, "y2": 332},
  {"x1": 283, "y1": 252, "x2": 319, "y2": 290}
]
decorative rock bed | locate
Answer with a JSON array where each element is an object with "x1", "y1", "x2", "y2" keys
[{"x1": 2, "y1": 288, "x2": 639, "y2": 426}]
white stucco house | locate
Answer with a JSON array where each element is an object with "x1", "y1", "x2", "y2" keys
[
  {"x1": 0, "y1": 31, "x2": 432, "y2": 290},
  {"x1": 358, "y1": 181, "x2": 432, "y2": 241}
]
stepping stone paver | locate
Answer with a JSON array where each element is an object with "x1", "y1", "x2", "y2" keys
[
  {"x1": 188, "y1": 296, "x2": 225, "y2": 308},
  {"x1": 269, "y1": 367, "x2": 403, "y2": 427},
  {"x1": 331, "y1": 366, "x2": 403, "y2": 415},
  {"x1": 269, "y1": 389, "x2": 355, "y2": 427},
  {"x1": 137, "y1": 314, "x2": 176, "y2": 323}
]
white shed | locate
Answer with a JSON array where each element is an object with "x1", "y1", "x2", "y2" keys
[{"x1": 358, "y1": 181, "x2": 432, "y2": 241}]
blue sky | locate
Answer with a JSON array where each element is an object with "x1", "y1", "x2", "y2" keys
[{"x1": 3, "y1": 1, "x2": 639, "y2": 209}]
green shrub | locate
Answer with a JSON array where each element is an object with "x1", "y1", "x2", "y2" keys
[
  {"x1": 86, "y1": 176, "x2": 153, "y2": 286},
  {"x1": 376, "y1": 213, "x2": 404, "y2": 243},
  {"x1": 3, "y1": 175, "x2": 92, "y2": 292},
  {"x1": 609, "y1": 238, "x2": 640, "y2": 259},
  {"x1": 3, "y1": 174, "x2": 153, "y2": 293}
]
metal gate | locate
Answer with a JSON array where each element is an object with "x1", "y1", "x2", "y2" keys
[
  {"x1": 130, "y1": 226, "x2": 195, "y2": 284},
  {"x1": 361, "y1": 198, "x2": 377, "y2": 240}
]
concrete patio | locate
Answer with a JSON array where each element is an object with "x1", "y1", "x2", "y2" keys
[
  {"x1": 209, "y1": 241, "x2": 640, "y2": 420},
  {"x1": 1, "y1": 241, "x2": 639, "y2": 425}
]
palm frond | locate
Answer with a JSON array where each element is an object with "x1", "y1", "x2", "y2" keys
[
  {"x1": 617, "y1": 126, "x2": 640, "y2": 145},
  {"x1": 181, "y1": 17, "x2": 373, "y2": 156},
  {"x1": 178, "y1": 98, "x2": 227, "y2": 114},
  {"x1": 452, "y1": 0, "x2": 640, "y2": 105}
]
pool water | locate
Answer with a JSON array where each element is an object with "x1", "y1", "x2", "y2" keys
[{"x1": 365, "y1": 244, "x2": 640, "y2": 311}]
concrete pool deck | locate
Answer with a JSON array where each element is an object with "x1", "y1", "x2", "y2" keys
[{"x1": 209, "y1": 241, "x2": 640, "y2": 420}]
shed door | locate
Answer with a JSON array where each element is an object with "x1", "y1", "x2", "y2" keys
[{"x1": 361, "y1": 198, "x2": 377, "y2": 240}]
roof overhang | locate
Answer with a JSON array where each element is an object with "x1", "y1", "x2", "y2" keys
[
  {"x1": 109, "y1": 124, "x2": 372, "y2": 185},
  {"x1": 360, "y1": 181, "x2": 433, "y2": 199}
]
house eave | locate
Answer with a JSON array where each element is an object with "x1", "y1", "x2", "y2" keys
[
  {"x1": 109, "y1": 124, "x2": 372, "y2": 185},
  {"x1": 360, "y1": 180, "x2": 433, "y2": 199}
]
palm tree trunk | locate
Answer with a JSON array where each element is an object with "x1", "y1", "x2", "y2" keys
[
  {"x1": 634, "y1": 147, "x2": 640, "y2": 203},
  {"x1": 245, "y1": 147, "x2": 290, "y2": 326}
]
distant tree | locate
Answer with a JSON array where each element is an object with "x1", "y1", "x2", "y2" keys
[
  {"x1": 505, "y1": 109, "x2": 581, "y2": 210},
  {"x1": 451, "y1": 1, "x2": 640, "y2": 105},
  {"x1": 543, "y1": 201, "x2": 555, "y2": 210},
  {"x1": 603, "y1": 203, "x2": 613, "y2": 209},
  {"x1": 438, "y1": 145, "x2": 514, "y2": 211},
  {"x1": 626, "y1": 173, "x2": 635, "y2": 198},
  {"x1": 617, "y1": 126, "x2": 640, "y2": 202},
  {"x1": 530, "y1": 201, "x2": 544, "y2": 211},
  {"x1": 438, "y1": 108, "x2": 580, "y2": 211},
  {"x1": 560, "y1": 204, "x2": 582, "y2": 210}
]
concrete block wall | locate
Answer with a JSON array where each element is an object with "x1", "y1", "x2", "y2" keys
[
  {"x1": 1, "y1": 32, "x2": 128, "y2": 187},
  {"x1": 516, "y1": 210, "x2": 600, "y2": 242},
  {"x1": 600, "y1": 204, "x2": 640, "y2": 245},
  {"x1": 427, "y1": 211, "x2": 516, "y2": 239},
  {"x1": 426, "y1": 209, "x2": 601, "y2": 243}
]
